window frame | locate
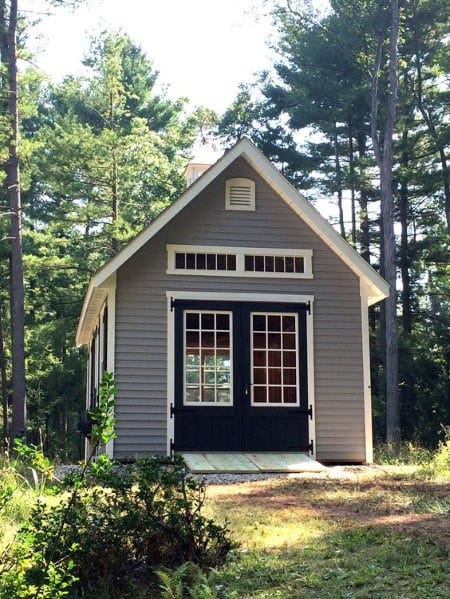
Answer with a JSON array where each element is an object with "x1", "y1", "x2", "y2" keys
[
  {"x1": 250, "y1": 311, "x2": 301, "y2": 408},
  {"x1": 183, "y1": 309, "x2": 234, "y2": 407},
  {"x1": 167, "y1": 245, "x2": 313, "y2": 279}
]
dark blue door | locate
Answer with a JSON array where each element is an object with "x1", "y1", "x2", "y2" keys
[{"x1": 173, "y1": 300, "x2": 310, "y2": 452}]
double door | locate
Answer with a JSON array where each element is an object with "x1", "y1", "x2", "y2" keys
[{"x1": 173, "y1": 300, "x2": 310, "y2": 452}]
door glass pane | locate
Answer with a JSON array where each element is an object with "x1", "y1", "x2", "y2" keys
[
  {"x1": 251, "y1": 312, "x2": 299, "y2": 406},
  {"x1": 184, "y1": 311, "x2": 232, "y2": 405}
]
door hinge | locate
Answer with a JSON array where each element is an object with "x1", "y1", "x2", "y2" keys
[
  {"x1": 170, "y1": 297, "x2": 175, "y2": 312},
  {"x1": 308, "y1": 404, "x2": 313, "y2": 419},
  {"x1": 170, "y1": 402, "x2": 175, "y2": 418},
  {"x1": 306, "y1": 300, "x2": 311, "y2": 314},
  {"x1": 308, "y1": 439, "x2": 314, "y2": 454},
  {"x1": 170, "y1": 438, "x2": 175, "y2": 456}
]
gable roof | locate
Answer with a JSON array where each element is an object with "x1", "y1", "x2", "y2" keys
[{"x1": 76, "y1": 137, "x2": 389, "y2": 345}]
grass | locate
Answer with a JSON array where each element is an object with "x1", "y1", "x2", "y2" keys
[
  {"x1": 1, "y1": 445, "x2": 449, "y2": 598},
  {"x1": 204, "y1": 470, "x2": 450, "y2": 598}
]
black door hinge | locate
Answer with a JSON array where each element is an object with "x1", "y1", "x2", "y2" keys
[
  {"x1": 170, "y1": 438, "x2": 175, "y2": 455},
  {"x1": 308, "y1": 404, "x2": 313, "y2": 419},
  {"x1": 308, "y1": 439, "x2": 314, "y2": 454},
  {"x1": 170, "y1": 297, "x2": 175, "y2": 312},
  {"x1": 170, "y1": 403, "x2": 175, "y2": 418}
]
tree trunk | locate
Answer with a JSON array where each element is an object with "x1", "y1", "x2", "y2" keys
[
  {"x1": 4, "y1": 0, "x2": 26, "y2": 440},
  {"x1": 399, "y1": 127, "x2": 412, "y2": 335},
  {"x1": 333, "y1": 127, "x2": 345, "y2": 238},
  {"x1": 357, "y1": 134, "x2": 371, "y2": 263},
  {"x1": 0, "y1": 298, "x2": 9, "y2": 442},
  {"x1": 370, "y1": 1, "x2": 400, "y2": 449},
  {"x1": 348, "y1": 120, "x2": 356, "y2": 246}
]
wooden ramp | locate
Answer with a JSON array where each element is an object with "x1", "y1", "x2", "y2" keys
[{"x1": 179, "y1": 452, "x2": 327, "y2": 474}]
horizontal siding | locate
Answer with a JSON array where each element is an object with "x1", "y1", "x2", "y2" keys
[{"x1": 114, "y1": 157, "x2": 366, "y2": 461}]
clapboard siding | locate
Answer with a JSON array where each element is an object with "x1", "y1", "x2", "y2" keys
[{"x1": 114, "y1": 157, "x2": 366, "y2": 461}]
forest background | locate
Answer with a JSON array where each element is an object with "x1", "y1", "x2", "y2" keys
[{"x1": 0, "y1": 0, "x2": 449, "y2": 459}]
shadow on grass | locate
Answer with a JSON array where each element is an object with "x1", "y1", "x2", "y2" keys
[
  {"x1": 211, "y1": 521, "x2": 450, "y2": 598},
  {"x1": 206, "y1": 476, "x2": 450, "y2": 598}
]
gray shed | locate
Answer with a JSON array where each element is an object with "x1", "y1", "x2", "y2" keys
[{"x1": 76, "y1": 137, "x2": 388, "y2": 464}]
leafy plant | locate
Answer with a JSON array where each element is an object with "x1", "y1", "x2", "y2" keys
[{"x1": 0, "y1": 373, "x2": 234, "y2": 598}]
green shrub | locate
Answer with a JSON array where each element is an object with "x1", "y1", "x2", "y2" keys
[
  {"x1": 429, "y1": 428, "x2": 450, "y2": 478},
  {"x1": 0, "y1": 373, "x2": 234, "y2": 597},
  {"x1": 19, "y1": 456, "x2": 234, "y2": 596},
  {"x1": 374, "y1": 441, "x2": 433, "y2": 465}
]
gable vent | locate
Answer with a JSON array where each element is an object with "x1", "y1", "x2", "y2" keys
[{"x1": 225, "y1": 178, "x2": 255, "y2": 211}]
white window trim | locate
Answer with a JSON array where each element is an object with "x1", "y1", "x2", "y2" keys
[
  {"x1": 166, "y1": 244, "x2": 313, "y2": 279},
  {"x1": 225, "y1": 177, "x2": 255, "y2": 211},
  {"x1": 250, "y1": 311, "x2": 300, "y2": 408},
  {"x1": 166, "y1": 291, "x2": 316, "y2": 458},
  {"x1": 183, "y1": 309, "x2": 233, "y2": 407}
]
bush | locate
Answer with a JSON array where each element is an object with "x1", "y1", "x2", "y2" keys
[
  {"x1": 374, "y1": 441, "x2": 433, "y2": 465},
  {"x1": 429, "y1": 427, "x2": 450, "y2": 478},
  {"x1": 7, "y1": 456, "x2": 233, "y2": 597},
  {"x1": 0, "y1": 374, "x2": 234, "y2": 597}
]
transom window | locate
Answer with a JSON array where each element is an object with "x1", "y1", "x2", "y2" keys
[
  {"x1": 167, "y1": 245, "x2": 313, "y2": 278},
  {"x1": 184, "y1": 310, "x2": 232, "y2": 405},
  {"x1": 251, "y1": 312, "x2": 299, "y2": 406},
  {"x1": 244, "y1": 254, "x2": 305, "y2": 274},
  {"x1": 175, "y1": 251, "x2": 237, "y2": 272}
]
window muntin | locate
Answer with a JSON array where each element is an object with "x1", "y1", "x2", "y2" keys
[
  {"x1": 251, "y1": 312, "x2": 299, "y2": 407},
  {"x1": 184, "y1": 310, "x2": 233, "y2": 405},
  {"x1": 167, "y1": 245, "x2": 313, "y2": 278},
  {"x1": 244, "y1": 254, "x2": 305, "y2": 274},
  {"x1": 174, "y1": 251, "x2": 237, "y2": 273}
]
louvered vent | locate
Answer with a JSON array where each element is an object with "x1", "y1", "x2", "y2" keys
[{"x1": 225, "y1": 178, "x2": 255, "y2": 211}]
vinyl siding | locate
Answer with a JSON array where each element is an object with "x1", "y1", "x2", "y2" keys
[{"x1": 114, "y1": 157, "x2": 367, "y2": 462}]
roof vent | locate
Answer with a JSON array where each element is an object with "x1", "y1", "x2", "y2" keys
[{"x1": 225, "y1": 178, "x2": 255, "y2": 211}]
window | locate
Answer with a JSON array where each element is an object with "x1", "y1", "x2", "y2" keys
[
  {"x1": 184, "y1": 310, "x2": 232, "y2": 405},
  {"x1": 174, "y1": 250, "x2": 237, "y2": 273},
  {"x1": 167, "y1": 245, "x2": 313, "y2": 278},
  {"x1": 251, "y1": 312, "x2": 299, "y2": 406},
  {"x1": 87, "y1": 303, "x2": 108, "y2": 408},
  {"x1": 225, "y1": 178, "x2": 255, "y2": 211}
]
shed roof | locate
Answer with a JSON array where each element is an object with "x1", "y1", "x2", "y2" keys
[{"x1": 76, "y1": 137, "x2": 389, "y2": 345}]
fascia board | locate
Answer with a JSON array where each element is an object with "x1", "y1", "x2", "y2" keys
[
  {"x1": 76, "y1": 274, "x2": 115, "y2": 346},
  {"x1": 239, "y1": 144, "x2": 390, "y2": 302}
]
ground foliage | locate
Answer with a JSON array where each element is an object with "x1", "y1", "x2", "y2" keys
[{"x1": 0, "y1": 374, "x2": 234, "y2": 598}]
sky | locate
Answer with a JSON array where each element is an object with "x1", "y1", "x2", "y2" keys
[{"x1": 22, "y1": 0, "x2": 276, "y2": 113}]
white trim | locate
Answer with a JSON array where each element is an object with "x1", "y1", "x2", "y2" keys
[
  {"x1": 78, "y1": 137, "x2": 388, "y2": 347},
  {"x1": 306, "y1": 300, "x2": 316, "y2": 458},
  {"x1": 360, "y1": 281, "x2": 373, "y2": 464},
  {"x1": 166, "y1": 291, "x2": 316, "y2": 457},
  {"x1": 83, "y1": 276, "x2": 116, "y2": 460},
  {"x1": 225, "y1": 177, "x2": 255, "y2": 211},
  {"x1": 105, "y1": 276, "x2": 116, "y2": 458},
  {"x1": 166, "y1": 295, "x2": 175, "y2": 456},
  {"x1": 166, "y1": 291, "x2": 314, "y2": 304},
  {"x1": 166, "y1": 244, "x2": 313, "y2": 279}
]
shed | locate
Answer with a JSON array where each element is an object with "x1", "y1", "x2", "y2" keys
[{"x1": 76, "y1": 137, "x2": 389, "y2": 464}]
